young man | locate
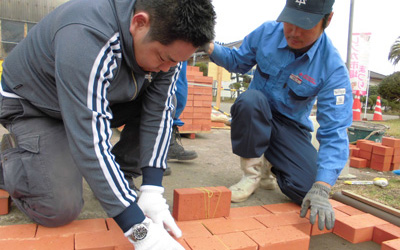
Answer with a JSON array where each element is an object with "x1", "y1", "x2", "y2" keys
[
  {"x1": 208, "y1": 0, "x2": 352, "y2": 231},
  {"x1": 0, "y1": 0, "x2": 215, "y2": 248}
]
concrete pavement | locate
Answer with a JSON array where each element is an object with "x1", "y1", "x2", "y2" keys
[{"x1": 0, "y1": 125, "x2": 381, "y2": 249}]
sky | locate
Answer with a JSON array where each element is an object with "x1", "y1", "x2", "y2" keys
[{"x1": 211, "y1": 0, "x2": 400, "y2": 76}]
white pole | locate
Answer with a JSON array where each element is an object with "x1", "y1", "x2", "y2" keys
[{"x1": 364, "y1": 70, "x2": 370, "y2": 120}]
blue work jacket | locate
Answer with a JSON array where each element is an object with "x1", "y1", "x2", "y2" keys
[{"x1": 210, "y1": 21, "x2": 353, "y2": 185}]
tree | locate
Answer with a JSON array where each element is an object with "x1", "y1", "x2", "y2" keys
[
  {"x1": 388, "y1": 36, "x2": 400, "y2": 66},
  {"x1": 378, "y1": 71, "x2": 400, "y2": 102},
  {"x1": 195, "y1": 62, "x2": 208, "y2": 76}
]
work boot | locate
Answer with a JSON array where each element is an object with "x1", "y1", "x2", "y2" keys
[
  {"x1": 167, "y1": 126, "x2": 198, "y2": 161},
  {"x1": 163, "y1": 166, "x2": 172, "y2": 176},
  {"x1": 259, "y1": 157, "x2": 278, "y2": 190},
  {"x1": 229, "y1": 157, "x2": 263, "y2": 203}
]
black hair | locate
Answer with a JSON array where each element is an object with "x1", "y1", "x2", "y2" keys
[
  {"x1": 134, "y1": 0, "x2": 216, "y2": 47},
  {"x1": 322, "y1": 13, "x2": 331, "y2": 30}
]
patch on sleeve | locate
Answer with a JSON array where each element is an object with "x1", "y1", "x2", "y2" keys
[
  {"x1": 336, "y1": 95, "x2": 345, "y2": 105},
  {"x1": 334, "y1": 88, "x2": 346, "y2": 96}
]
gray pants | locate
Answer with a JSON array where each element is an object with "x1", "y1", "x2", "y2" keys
[{"x1": 0, "y1": 96, "x2": 83, "y2": 227}]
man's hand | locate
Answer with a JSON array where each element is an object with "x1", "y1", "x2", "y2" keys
[
  {"x1": 125, "y1": 217, "x2": 184, "y2": 250},
  {"x1": 196, "y1": 42, "x2": 213, "y2": 54},
  {"x1": 137, "y1": 185, "x2": 182, "y2": 238},
  {"x1": 300, "y1": 182, "x2": 335, "y2": 230}
]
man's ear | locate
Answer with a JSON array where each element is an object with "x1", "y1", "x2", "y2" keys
[
  {"x1": 325, "y1": 12, "x2": 334, "y2": 28},
  {"x1": 129, "y1": 12, "x2": 150, "y2": 36}
]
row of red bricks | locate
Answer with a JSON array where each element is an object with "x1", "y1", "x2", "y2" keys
[
  {"x1": 1, "y1": 186, "x2": 400, "y2": 249},
  {"x1": 349, "y1": 137, "x2": 400, "y2": 171},
  {"x1": 179, "y1": 66, "x2": 213, "y2": 133}
]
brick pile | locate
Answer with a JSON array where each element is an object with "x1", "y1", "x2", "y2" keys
[
  {"x1": 349, "y1": 137, "x2": 400, "y2": 171},
  {"x1": 179, "y1": 66, "x2": 213, "y2": 136},
  {"x1": 1, "y1": 186, "x2": 400, "y2": 249}
]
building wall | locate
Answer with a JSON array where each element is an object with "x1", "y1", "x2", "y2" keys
[{"x1": 0, "y1": 0, "x2": 69, "y2": 58}]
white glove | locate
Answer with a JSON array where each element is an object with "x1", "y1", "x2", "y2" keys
[
  {"x1": 137, "y1": 185, "x2": 182, "y2": 238},
  {"x1": 125, "y1": 217, "x2": 184, "y2": 250}
]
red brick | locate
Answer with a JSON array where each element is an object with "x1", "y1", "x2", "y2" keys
[
  {"x1": 309, "y1": 210, "x2": 350, "y2": 236},
  {"x1": 193, "y1": 94, "x2": 212, "y2": 101},
  {"x1": 350, "y1": 157, "x2": 368, "y2": 168},
  {"x1": 0, "y1": 223, "x2": 37, "y2": 239},
  {"x1": 105, "y1": 218, "x2": 122, "y2": 232},
  {"x1": 394, "y1": 147, "x2": 400, "y2": 156},
  {"x1": 333, "y1": 213, "x2": 389, "y2": 243},
  {"x1": 36, "y1": 218, "x2": 108, "y2": 237},
  {"x1": 334, "y1": 205, "x2": 365, "y2": 216},
  {"x1": 75, "y1": 230, "x2": 129, "y2": 250},
  {"x1": 202, "y1": 217, "x2": 265, "y2": 235},
  {"x1": 194, "y1": 76, "x2": 213, "y2": 84},
  {"x1": 372, "y1": 223, "x2": 400, "y2": 245},
  {"x1": 175, "y1": 238, "x2": 191, "y2": 250},
  {"x1": 357, "y1": 140, "x2": 375, "y2": 152},
  {"x1": 187, "y1": 66, "x2": 199, "y2": 72},
  {"x1": 194, "y1": 107, "x2": 211, "y2": 113},
  {"x1": 0, "y1": 189, "x2": 11, "y2": 215},
  {"x1": 371, "y1": 153, "x2": 393, "y2": 163},
  {"x1": 187, "y1": 71, "x2": 203, "y2": 77},
  {"x1": 392, "y1": 155, "x2": 400, "y2": 163},
  {"x1": 329, "y1": 199, "x2": 347, "y2": 208},
  {"x1": 201, "y1": 124, "x2": 211, "y2": 131},
  {"x1": 351, "y1": 147, "x2": 360, "y2": 157},
  {"x1": 245, "y1": 225, "x2": 310, "y2": 250},
  {"x1": 193, "y1": 112, "x2": 211, "y2": 119},
  {"x1": 180, "y1": 124, "x2": 192, "y2": 131},
  {"x1": 173, "y1": 186, "x2": 231, "y2": 221},
  {"x1": 382, "y1": 137, "x2": 400, "y2": 148},
  {"x1": 114, "y1": 244, "x2": 133, "y2": 250},
  {"x1": 176, "y1": 221, "x2": 212, "y2": 239},
  {"x1": 373, "y1": 144, "x2": 394, "y2": 156},
  {"x1": 191, "y1": 124, "x2": 202, "y2": 131},
  {"x1": 391, "y1": 163, "x2": 400, "y2": 171},
  {"x1": 370, "y1": 160, "x2": 391, "y2": 171},
  {"x1": 193, "y1": 100, "x2": 203, "y2": 107},
  {"x1": 227, "y1": 206, "x2": 272, "y2": 219},
  {"x1": 254, "y1": 212, "x2": 310, "y2": 229},
  {"x1": 382, "y1": 238, "x2": 400, "y2": 250},
  {"x1": 185, "y1": 235, "x2": 231, "y2": 250},
  {"x1": 0, "y1": 235, "x2": 74, "y2": 250},
  {"x1": 216, "y1": 232, "x2": 258, "y2": 250},
  {"x1": 359, "y1": 149, "x2": 372, "y2": 160},
  {"x1": 262, "y1": 202, "x2": 301, "y2": 214}
]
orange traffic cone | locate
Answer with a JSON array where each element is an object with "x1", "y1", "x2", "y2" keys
[
  {"x1": 373, "y1": 96, "x2": 383, "y2": 121},
  {"x1": 352, "y1": 91, "x2": 361, "y2": 121}
]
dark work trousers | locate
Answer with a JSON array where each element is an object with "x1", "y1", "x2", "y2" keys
[
  {"x1": 230, "y1": 89, "x2": 318, "y2": 204},
  {"x1": 110, "y1": 98, "x2": 143, "y2": 179},
  {"x1": 0, "y1": 96, "x2": 84, "y2": 227},
  {"x1": 0, "y1": 95, "x2": 143, "y2": 227}
]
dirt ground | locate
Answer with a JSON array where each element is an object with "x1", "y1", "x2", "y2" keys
[{"x1": 0, "y1": 124, "x2": 382, "y2": 249}]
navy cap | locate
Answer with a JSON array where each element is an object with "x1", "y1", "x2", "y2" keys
[{"x1": 277, "y1": 0, "x2": 335, "y2": 30}]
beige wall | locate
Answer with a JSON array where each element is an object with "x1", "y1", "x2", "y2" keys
[{"x1": 207, "y1": 62, "x2": 231, "y2": 82}]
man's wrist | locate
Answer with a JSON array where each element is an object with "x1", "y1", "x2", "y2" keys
[{"x1": 315, "y1": 181, "x2": 331, "y2": 188}]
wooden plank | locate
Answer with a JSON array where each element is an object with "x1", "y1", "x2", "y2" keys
[{"x1": 342, "y1": 190, "x2": 400, "y2": 217}]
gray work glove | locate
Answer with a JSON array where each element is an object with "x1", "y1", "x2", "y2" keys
[
  {"x1": 125, "y1": 218, "x2": 184, "y2": 250},
  {"x1": 300, "y1": 183, "x2": 335, "y2": 230}
]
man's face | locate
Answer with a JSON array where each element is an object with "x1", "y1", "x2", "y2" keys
[
  {"x1": 130, "y1": 14, "x2": 197, "y2": 72},
  {"x1": 134, "y1": 38, "x2": 196, "y2": 72},
  {"x1": 283, "y1": 18, "x2": 326, "y2": 50}
]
